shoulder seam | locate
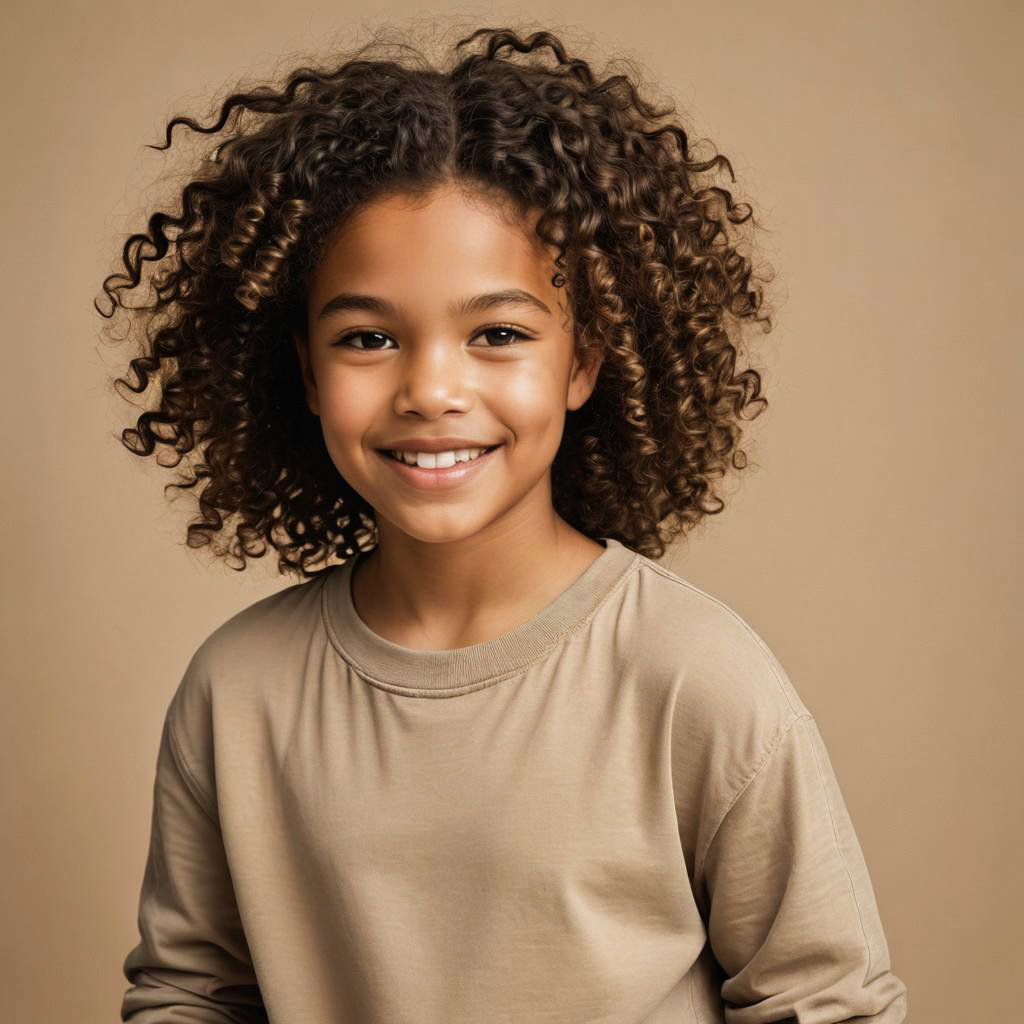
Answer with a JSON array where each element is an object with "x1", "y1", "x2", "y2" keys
[
  {"x1": 638, "y1": 560, "x2": 802, "y2": 718},
  {"x1": 165, "y1": 706, "x2": 219, "y2": 824},
  {"x1": 696, "y1": 711, "x2": 813, "y2": 878},
  {"x1": 798, "y1": 714, "x2": 875, "y2": 980}
]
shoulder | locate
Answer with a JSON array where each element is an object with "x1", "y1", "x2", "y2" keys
[
  {"x1": 624, "y1": 552, "x2": 812, "y2": 752},
  {"x1": 621, "y1": 555, "x2": 818, "y2": 850},
  {"x1": 167, "y1": 568, "x2": 331, "y2": 738}
]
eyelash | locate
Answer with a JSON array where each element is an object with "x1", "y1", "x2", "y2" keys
[{"x1": 332, "y1": 323, "x2": 533, "y2": 351}]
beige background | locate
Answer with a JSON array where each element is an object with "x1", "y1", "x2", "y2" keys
[{"x1": 3, "y1": 1, "x2": 1020, "y2": 1020}]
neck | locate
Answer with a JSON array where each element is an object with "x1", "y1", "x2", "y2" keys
[{"x1": 352, "y1": 514, "x2": 605, "y2": 651}]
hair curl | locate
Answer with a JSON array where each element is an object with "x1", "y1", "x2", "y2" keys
[{"x1": 96, "y1": 21, "x2": 776, "y2": 575}]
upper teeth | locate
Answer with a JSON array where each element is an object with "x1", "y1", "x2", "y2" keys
[{"x1": 391, "y1": 447, "x2": 491, "y2": 468}]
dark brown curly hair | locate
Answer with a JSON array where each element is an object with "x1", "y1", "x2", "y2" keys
[{"x1": 96, "y1": 21, "x2": 776, "y2": 576}]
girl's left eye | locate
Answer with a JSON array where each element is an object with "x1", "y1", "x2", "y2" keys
[
  {"x1": 332, "y1": 325, "x2": 532, "y2": 350},
  {"x1": 471, "y1": 325, "x2": 531, "y2": 347}
]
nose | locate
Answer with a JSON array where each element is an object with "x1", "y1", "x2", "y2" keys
[{"x1": 392, "y1": 339, "x2": 475, "y2": 419}]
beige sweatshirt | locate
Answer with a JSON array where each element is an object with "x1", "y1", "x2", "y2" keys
[{"x1": 121, "y1": 537, "x2": 908, "y2": 1023}]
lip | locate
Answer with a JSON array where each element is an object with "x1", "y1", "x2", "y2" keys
[{"x1": 377, "y1": 444, "x2": 503, "y2": 491}]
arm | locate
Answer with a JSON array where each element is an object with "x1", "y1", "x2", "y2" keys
[
  {"x1": 700, "y1": 714, "x2": 908, "y2": 1024},
  {"x1": 121, "y1": 705, "x2": 267, "y2": 1022}
]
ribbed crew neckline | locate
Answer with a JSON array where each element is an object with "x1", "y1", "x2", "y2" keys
[{"x1": 321, "y1": 537, "x2": 639, "y2": 694}]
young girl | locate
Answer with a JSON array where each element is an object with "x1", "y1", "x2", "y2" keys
[{"x1": 101, "y1": 24, "x2": 908, "y2": 1024}]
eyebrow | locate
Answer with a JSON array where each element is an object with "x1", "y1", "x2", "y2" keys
[{"x1": 316, "y1": 288, "x2": 551, "y2": 321}]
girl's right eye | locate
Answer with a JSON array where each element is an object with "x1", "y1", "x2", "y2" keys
[{"x1": 332, "y1": 330, "x2": 395, "y2": 351}]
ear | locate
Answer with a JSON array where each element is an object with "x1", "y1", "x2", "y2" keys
[
  {"x1": 566, "y1": 344, "x2": 605, "y2": 413},
  {"x1": 292, "y1": 329, "x2": 321, "y2": 417}
]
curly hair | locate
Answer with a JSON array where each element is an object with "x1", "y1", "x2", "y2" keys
[{"x1": 96, "y1": 21, "x2": 776, "y2": 575}]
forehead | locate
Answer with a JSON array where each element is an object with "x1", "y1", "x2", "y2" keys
[{"x1": 309, "y1": 184, "x2": 556, "y2": 300}]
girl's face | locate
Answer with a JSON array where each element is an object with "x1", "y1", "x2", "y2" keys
[{"x1": 293, "y1": 180, "x2": 602, "y2": 548}]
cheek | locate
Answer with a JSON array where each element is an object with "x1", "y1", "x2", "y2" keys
[
  {"x1": 495, "y1": 368, "x2": 567, "y2": 445},
  {"x1": 314, "y1": 374, "x2": 376, "y2": 462}
]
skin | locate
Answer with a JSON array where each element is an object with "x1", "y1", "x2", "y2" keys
[{"x1": 292, "y1": 180, "x2": 605, "y2": 651}]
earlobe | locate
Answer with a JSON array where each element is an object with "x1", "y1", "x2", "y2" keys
[{"x1": 291, "y1": 329, "x2": 320, "y2": 417}]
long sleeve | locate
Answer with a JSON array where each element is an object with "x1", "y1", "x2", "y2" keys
[
  {"x1": 700, "y1": 713, "x2": 908, "y2": 1024},
  {"x1": 120, "y1": 701, "x2": 267, "y2": 1023}
]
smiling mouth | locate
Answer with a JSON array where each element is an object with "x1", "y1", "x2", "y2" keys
[{"x1": 378, "y1": 444, "x2": 503, "y2": 465}]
